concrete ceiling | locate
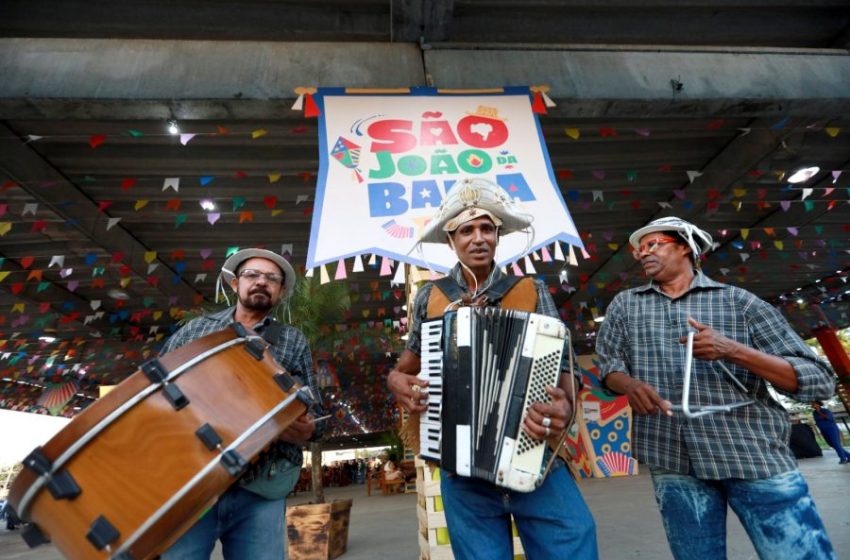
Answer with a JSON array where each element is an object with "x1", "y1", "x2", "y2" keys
[{"x1": 1, "y1": 1, "x2": 849, "y2": 419}]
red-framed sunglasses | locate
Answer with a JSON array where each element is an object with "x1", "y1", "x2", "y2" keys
[{"x1": 631, "y1": 235, "x2": 680, "y2": 260}]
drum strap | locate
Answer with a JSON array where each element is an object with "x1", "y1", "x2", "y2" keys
[{"x1": 259, "y1": 320, "x2": 282, "y2": 345}]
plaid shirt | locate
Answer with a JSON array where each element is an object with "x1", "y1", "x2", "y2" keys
[
  {"x1": 161, "y1": 307, "x2": 319, "y2": 469},
  {"x1": 596, "y1": 271, "x2": 835, "y2": 480},
  {"x1": 406, "y1": 263, "x2": 559, "y2": 357}
]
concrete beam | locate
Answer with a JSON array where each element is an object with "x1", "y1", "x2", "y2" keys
[
  {"x1": 0, "y1": 39, "x2": 427, "y2": 101},
  {"x1": 2, "y1": 39, "x2": 849, "y2": 119},
  {"x1": 425, "y1": 47, "x2": 850, "y2": 117}
]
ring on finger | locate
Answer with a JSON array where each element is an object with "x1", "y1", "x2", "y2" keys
[
  {"x1": 541, "y1": 416, "x2": 552, "y2": 428},
  {"x1": 544, "y1": 426, "x2": 551, "y2": 437}
]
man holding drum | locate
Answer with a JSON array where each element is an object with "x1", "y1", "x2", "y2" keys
[
  {"x1": 160, "y1": 248, "x2": 321, "y2": 560},
  {"x1": 387, "y1": 178, "x2": 598, "y2": 560}
]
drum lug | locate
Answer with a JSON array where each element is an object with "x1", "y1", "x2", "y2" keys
[
  {"x1": 22, "y1": 447, "x2": 52, "y2": 476},
  {"x1": 230, "y1": 321, "x2": 249, "y2": 337},
  {"x1": 86, "y1": 515, "x2": 120, "y2": 551},
  {"x1": 21, "y1": 522, "x2": 50, "y2": 548},
  {"x1": 141, "y1": 359, "x2": 168, "y2": 383},
  {"x1": 274, "y1": 372, "x2": 295, "y2": 391},
  {"x1": 221, "y1": 449, "x2": 248, "y2": 477},
  {"x1": 46, "y1": 469, "x2": 82, "y2": 500},
  {"x1": 195, "y1": 423, "x2": 223, "y2": 451},
  {"x1": 244, "y1": 339, "x2": 266, "y2": 361},
  {"x1": 295, "y1": 386, "x2": 318, "y2": 409},
  {"x1": 162, "y1": 383, "x2": 190, "y2": 410}
]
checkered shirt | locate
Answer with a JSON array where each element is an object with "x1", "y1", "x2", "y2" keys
[{"x1": 596, "y1": 271, "x2": 835, "y2": 479}]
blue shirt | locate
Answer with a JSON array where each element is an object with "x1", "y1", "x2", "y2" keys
[{"x1": 596, "y1": 270, "x2": 835, "y2": 479}]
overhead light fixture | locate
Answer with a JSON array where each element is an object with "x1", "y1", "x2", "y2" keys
[
  {"x1": 38, "y1": 336, "x2": 57, "y2": 343},
  {"x1": 796, "y1": 298, "x2": 805, "y2": 305},
  {"x1": 787, "y1": 166, "x2": 819, "y2": 184},
  {"x1": 199, "y1": 199, "x2": 217, "y2": 211},
  {"x1": 167, "y1": 118, "x2": 180, "y2": 135},
  {"x1": 593, "y1": 315, "x2": 605, "y2": 323},
  {"x1": 108, "y1": 289, "x2": 130, "y2": 300}
]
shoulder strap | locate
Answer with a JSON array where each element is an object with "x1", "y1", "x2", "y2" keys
[
  {"x1": 426, "y1": 280, "x2": 455, "y2": 319},
  {"x1": 500, "y1": 277, "x2": 537, "y2": 312},
  {"x1": 427, "y1": 275, "x2": 537, "y2": 317}
]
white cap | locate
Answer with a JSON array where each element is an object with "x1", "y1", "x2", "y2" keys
[{"x1": 629, "y1": 217, "x2": 714, "y2": 260}]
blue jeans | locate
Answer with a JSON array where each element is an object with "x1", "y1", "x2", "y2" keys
[
  {"x1": 816, "y1": 423, "x2": 850, "y2": 462},
  {"x1": 160, "y1": 486, "x2": 286, "y2": 560},
  {"x1": 440, "y1": 462, "x2": 598, "y2": 560},
  {"x1": 650, "y1": 467, "x2": 835, "y2": 560}
]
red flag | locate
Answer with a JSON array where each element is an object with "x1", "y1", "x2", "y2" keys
[
  {"x1": 531, "y1": 91, "x2": 547, "y2": 114},
  {"x1": 304, "y1": 93, "x2": 320, "y2": 118}
]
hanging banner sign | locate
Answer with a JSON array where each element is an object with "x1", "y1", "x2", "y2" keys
[{"x1": 307, "y1": 87, "x2": 583, "y2": 272}]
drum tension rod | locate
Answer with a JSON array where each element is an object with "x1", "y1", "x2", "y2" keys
[
  {"x1": 229, "y1": 321, "x2": 267, "y2": 361},
  {"x1": 86, "y1": 515, "x2": 120, "y2": 552},
  {"x1": 196, "y1": 423, "x2": 224, "y2": 450},
  {"x1": 221, "y1": 450, "x2": 248, "y2": 477},
  {"x1": 195, "y1": 423, "x2": 248, "y2": 477},
  {"x1": 21, "y1": 522, "x2": 50, "y2": 548},
  {"x1": 274, "y1": 372, "x2": 295, "y2": 391},
  {"x1": 22, "y1": 448, "x2": 82, "y2": 500},
  {"x1": 141, "y1": 358, "x2": 190, "y2": 411}
]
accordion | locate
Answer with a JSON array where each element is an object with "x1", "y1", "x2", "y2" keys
[{"x1": 418, "y1": 306, "x2": 568, "y2": 492}]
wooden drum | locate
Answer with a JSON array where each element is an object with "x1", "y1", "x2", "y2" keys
[{"x1": 7, "y1": 323, "x2": 315, "y2": 559}]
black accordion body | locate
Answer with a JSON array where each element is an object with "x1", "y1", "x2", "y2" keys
[{"x1": 419, "y1": 306, "x2": 568, "y2": 492}]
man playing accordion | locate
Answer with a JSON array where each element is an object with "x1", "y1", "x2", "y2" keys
[{"x1": 387, "y1": 177, "x2": 598, "y2": 560}]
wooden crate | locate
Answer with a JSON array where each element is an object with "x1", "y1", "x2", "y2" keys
[
  {"x1": 416, "y1": 461, "x2": 525, "y2": 560},
  {"x1": 286, "y1": 498, "x2": 352, "y2": 560}
]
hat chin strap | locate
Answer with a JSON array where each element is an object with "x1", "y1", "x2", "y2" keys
[
  {"x1": 216, "y1": 268, "x2": 235, "y2": 307},
  {"x1": 446, "y1": 235, "x2": 496, "y2": 306}
]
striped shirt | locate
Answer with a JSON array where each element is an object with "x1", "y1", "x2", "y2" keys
[
  {"x1": 596, "y1": 271, "x2": 835, "y2": 479},
  {"x1": 161, "y1": 307, "x2": 319, "y2": 468}
]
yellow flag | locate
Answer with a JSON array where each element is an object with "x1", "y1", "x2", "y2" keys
[
  {"x1": 144, "y1": 251, "x2": 157, "y2": 263},
  {"x1": 0, "y1": 271, "x2": 9, "y2": 282},
  {"x1": 0, "y1": 222, "x2": 11, "y2": 236},
  {"x1": 120, "y1": 277, "x2": 132, "y2": 288},
  {"x1": 564, "y1": 128, "x2": 580, "y2": 140},
  {"x1": 825, "y1": 127, "x2": 840, "y2": 138},
  {"x1": 268, "y1": 173, "x2": 282, "y2": 183},
  {"x1": 11, "y1": 303, "x2": 25, "y2": 313},
  {"x1": 252, "y1": 129, "x2": 268, "y2": 139},
  {"x1": 135, "y1": 199, "x2": 149, "y2": 211},
  {"x1": 741, "y1": 229, "x2": 749, "y2": 240}
]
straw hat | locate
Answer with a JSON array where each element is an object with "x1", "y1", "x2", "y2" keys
[
  {"x1": 220, "y1": 248, "x2": 296, "y2": 299},
  {"x1": 419, "y1": 177, "x2": 533, "y2": 244}
]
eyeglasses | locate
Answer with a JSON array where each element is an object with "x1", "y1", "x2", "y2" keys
[
  {"x1": 631, "y1": 236, "x2": 679, "y2": 260},
  {"x1": 238, "y1": 269, "x2": 284, "y2": 285}
]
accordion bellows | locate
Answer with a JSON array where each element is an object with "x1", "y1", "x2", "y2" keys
[{"x1": 419, "y1": 307, "x2": 567, "y2": 492}]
